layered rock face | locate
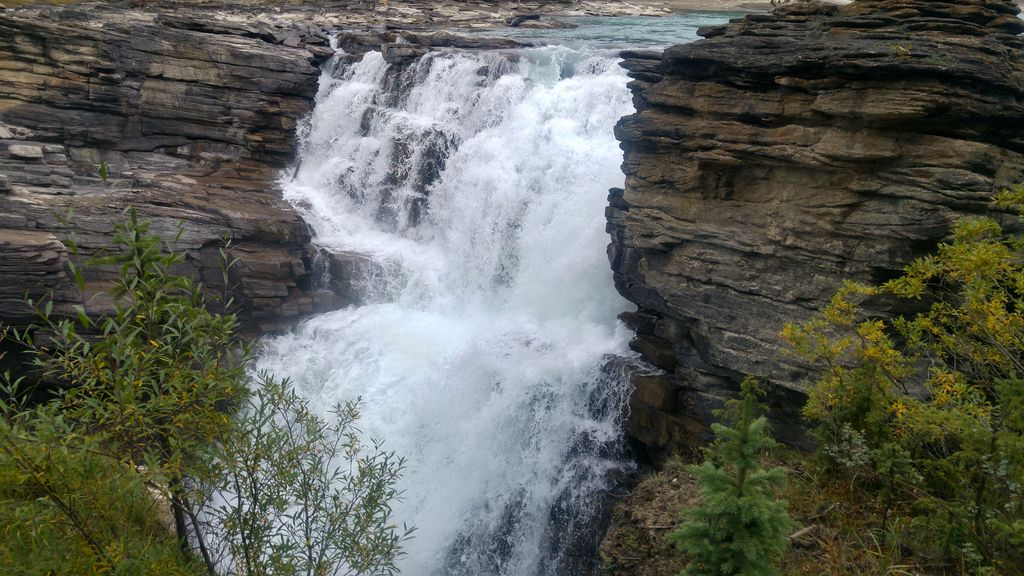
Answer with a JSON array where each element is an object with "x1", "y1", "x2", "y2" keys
[
  {"x1": 0, "y1": 6, "x2": 335, "y2": 333},
  {"x1": 609, "y1": 0, "x2": 1024, "y2": 456}
]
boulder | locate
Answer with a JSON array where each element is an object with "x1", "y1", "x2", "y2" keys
[
  {"x1": 507, "y1": 14, "x2": 541, "y2": 27},
  {"x1": 382, "y1": 42, "x2": 431, "y2": 64},
  {"x1": 343, "y1": 29, "x2": 527, "y2": 62}
]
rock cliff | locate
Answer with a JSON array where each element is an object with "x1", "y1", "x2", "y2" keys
[
  {"x1": 0, "y1": 5, "x2": 338, "y2": 333},
  {"x1": 609, "y1": 0, "x2": 1024, "y2": 456}
]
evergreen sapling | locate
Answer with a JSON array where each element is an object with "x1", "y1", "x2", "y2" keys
[{"x1": 668, "y1": 378, "x2": 796, "y2": 576}]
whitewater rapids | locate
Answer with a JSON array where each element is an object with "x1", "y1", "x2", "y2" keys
[{"x1": 256, "y1": 44, "x2": 636, "y2": 576}]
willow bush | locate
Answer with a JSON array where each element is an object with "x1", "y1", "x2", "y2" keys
[
  {"x1": 0, "y1": 394, "x2": 200, "y2": 575},
  {"x1": 0, "y1": 209, "x2": 409, "y2": 575},
  {"x1": 785, "y1": 186, "x2": 1024, "y2": 574},
  {"x1": 201, "y1": 372, "x2": 410, "y2": 576}
]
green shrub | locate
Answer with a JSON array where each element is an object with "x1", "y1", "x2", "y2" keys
[
  {"x1": 200, "y1": 371, "x2": 410, "y2": 576},
  {"x1": 0, "y1": 397, "x2": 199, "y2": 575},
  {"x1": 668, "y1": 378, "x2": 796, "y2": 576},
  {"x1": 1, "y1": 209, "x2": 409, "y2": 575},
  {"x1": 785, "y1": 186, "x2": 1024, "y2": 573}
]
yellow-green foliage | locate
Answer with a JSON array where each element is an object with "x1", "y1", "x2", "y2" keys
[
  {"x1": 1, "y1": 210, "x2": 408, "y2": 576},
  {"x1": 0, "y1": 403, "x2": 198, "y2": 575},
  {"x1": 785, "y1": 185, "x2": 1024, "y2": 574},
  {"x1": 51, "y1": 209, "x2": 245, "y2": 488}
]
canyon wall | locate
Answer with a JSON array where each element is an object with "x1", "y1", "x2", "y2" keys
[
  {"x1": 0, "y1": 6, "x2": 341, "y2": 333},
  {"x1": 609, "y1": 0, "x2": 1024, "y2": 456}
]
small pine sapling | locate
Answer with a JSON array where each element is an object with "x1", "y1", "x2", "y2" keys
[{"x1": 669, "y1": 378, "x2": 797, "y2": 576}]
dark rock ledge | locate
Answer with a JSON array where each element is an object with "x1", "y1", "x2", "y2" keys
[{"x1": 609, "y1": 0, "x2": 1024, "y2": 457}]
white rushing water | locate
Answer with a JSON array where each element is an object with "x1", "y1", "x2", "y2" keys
[{"x1": 256, "y1": 45, "x2": 637, "y2": 575}]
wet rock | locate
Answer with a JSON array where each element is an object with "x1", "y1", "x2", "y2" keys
[
  {"x1": 400, "y1": 30, "x2": 525, "y2": 49},
  {"x1": 320, "y1": 249, "x2": 393, "y2": 306},
  {"x1": 609, "y1": 0, "x2": 1024, "y2": 454},
  {"x1": 507, "y1": 13, "x2": 541, "y2": 27},
  {"x1": 517, "y1": 18, "x2": 578, "y2": 29},
  {"x1": 382, "y1": 42, "x2": 431, "y2": 64}
]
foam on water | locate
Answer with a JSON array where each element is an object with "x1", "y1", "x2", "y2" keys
[{"x1": 256, "y1": 44, "x2": 637, "y2": 575}]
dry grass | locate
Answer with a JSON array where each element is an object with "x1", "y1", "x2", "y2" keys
[
  {"x1": 778, "y1": 453, "x2": 936, "y2": 576},
  {"x1": 599, "y1": 457, "x2": 695, "y2": 576},
  {"x1": 600, "y1": 451, "x2": 968, "y2": 576}
]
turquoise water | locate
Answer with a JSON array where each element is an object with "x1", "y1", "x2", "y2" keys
[{"x1": 484, "y1": 12, "x2": 745, "y2": 49}]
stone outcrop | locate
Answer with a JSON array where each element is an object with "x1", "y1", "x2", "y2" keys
[
  {"x1": 0, "y1": 5, "x2": 342, "y2": 333},
  {"x1": 609, "y1": 0, "x2": 1024, "y2": 457},
  {"x1": 336, "y1": 29, "x2": 526, "y2": 64}
]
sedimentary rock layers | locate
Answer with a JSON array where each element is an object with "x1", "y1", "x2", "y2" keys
[
  {"x1": 609, "y1": 0, "x2": 1024, "y2": 455},
  {"x1": 0, "y1": 6, "x2": 331, "y2": 332}
]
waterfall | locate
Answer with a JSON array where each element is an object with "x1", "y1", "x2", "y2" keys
[{"x1": 256, "y1": 44, "x2": 637, "y2": 576}]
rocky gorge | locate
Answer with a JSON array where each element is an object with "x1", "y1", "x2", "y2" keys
[
  {"x1": 0, "y1": 0, "x2": 682, "y2": 335},
  {"x1": 3, "y1": 0, "x2": 1024, "y2": 572},
  {"x1": 5, "y1": 0, "x2": 1024, "y2": 441},
  {"x1": 609, "y1": 0, "x2": 1024, "y2": 456}
]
